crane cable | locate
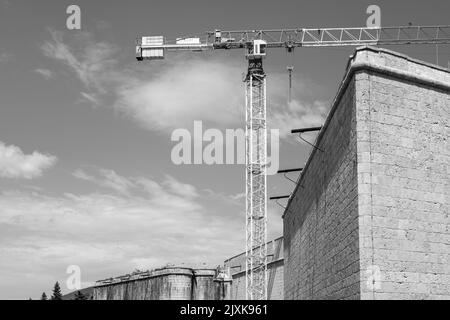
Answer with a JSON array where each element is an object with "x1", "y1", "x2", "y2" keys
[{"x1": 286, "y1": 48, "x2": 295, "y2": 104}]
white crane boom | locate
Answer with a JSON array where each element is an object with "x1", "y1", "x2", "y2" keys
[
  {"x1": 136, "y1": 24, "x2": 450, "y2": 300},
  {"x1": 137, "y1": 26, "x2": 450, "y2": 58}
]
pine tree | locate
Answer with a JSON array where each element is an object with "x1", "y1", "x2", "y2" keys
[
  {"x1": 41, "y1": 292, "x2": 48, "y2": 300},
  {"x1": 51, "y1": 282, "x2": 62, "y2": 300},
  {"x1": 74, "y1": 291, "x2": 87, "y2": 300}
]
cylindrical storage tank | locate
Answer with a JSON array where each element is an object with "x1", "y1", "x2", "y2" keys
[
  {"x1": 108, "y1": 282, "x2": 126, "y2": 300},
  {"x1": 93, "y1": 266, "x2": 221, "y2": 300},
  {"x1": 148, "y1": 267, "x2": 193, "y2": 300},
  {"x1": 214, "y1": 278, "x2": 232, "y2": 300},
  {"x1": 93, "y1": 285, "x2": 108, "y2": 300},
  {"x1": 128, "y1": 278, "x2": 148, "y2": 300},
  {"x1": 192, "y1": 269, "x2": 216, "y2": 300}
]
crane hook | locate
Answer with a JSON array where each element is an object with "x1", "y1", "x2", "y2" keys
[{"x1": 286, "y1": 47, "x2": 295, "y2": 104}]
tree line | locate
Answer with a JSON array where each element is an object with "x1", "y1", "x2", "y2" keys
[{"x1": 38, "y1": 282, "x2": 88, "y2": 300}]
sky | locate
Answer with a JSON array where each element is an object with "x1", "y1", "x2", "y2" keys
[{"x1": 0, "y1": 0, "x2": 449, "y2": 299}]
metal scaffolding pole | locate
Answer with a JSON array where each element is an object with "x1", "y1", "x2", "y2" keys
[{"x1": 245, "y1": 57, "x2": 267, "y2": 300}]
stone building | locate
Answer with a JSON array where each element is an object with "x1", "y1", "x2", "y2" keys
[
  {"x1": 93, "y1": 266, "x2": 230, "y2": 300},
  {"x1": 224, "y1": 237, "x2": 284, "y2": 300},
  {"x1": 283, "y1": 46, "x2": 450, "y2": 299}
]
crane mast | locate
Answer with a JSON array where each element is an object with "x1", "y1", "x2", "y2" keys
[
  {"x1": 136, "y1": 25, "x2": 450, "y2": 300},
  {"x1": 245, "y1": 51, "x2": 268, "y2": 300}
]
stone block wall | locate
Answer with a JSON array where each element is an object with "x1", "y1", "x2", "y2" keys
[{"x1": 284, "y1": 46, "x2": 450, "y2": 300}]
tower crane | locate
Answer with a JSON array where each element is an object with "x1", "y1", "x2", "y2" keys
[{"x1": 136, "y1": 25, "x2": 450, "y2": 300}]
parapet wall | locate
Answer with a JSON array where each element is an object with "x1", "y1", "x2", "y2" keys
[
  {"x1": 93, "y1": 267, "x2": 218, "y2": 300},
  {"x1": 284, "y1": 46, "x2": 450, "y2": 300}
]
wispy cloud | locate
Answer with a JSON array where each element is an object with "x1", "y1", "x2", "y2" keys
[
  {"x1": 0, "y1": 141, "x2": 57, "y2": 179},
  {"x1": 1, "y1": 0, "x2": 11, "y2": 8},
  {"x1": 230, "y1": 192, "x2": 245, "y2": 201},
  {"x1": 162, "y1": 174, "x2": 199, "y2": 199},
  {"x1": 73, "y1": 168, "x2": 134, "y2": 196},
  {"x1": 41, "y1": 30, "x2": 123, "y2": 93},
  {"x1": 0, "y1": 52, "x2": 12, "y2": 63},
  {"x1": 34, "y1": 68, "x2": 54, "y2": 80},
  {"x1": 269, "y1": 99, "x2": 328, "y2": 138},
  {"x1": 41, "y1": 29, "x2": 329, "y2": 137},
  {"x1": 73, "y1": 168, "x2": 200, "y2": 200},
  {"x1": 79, "y1": 92, "x2": 100, "y2": 106}
]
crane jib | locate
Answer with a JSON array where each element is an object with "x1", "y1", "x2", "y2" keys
[{"x1": 137, "y1": 25, "x2": 450, "y2": 59}]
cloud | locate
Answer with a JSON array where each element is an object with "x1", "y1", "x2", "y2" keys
[
  {"x1": 1, "y1": 0, "x2": 11, "y2": 8},
  {"x1": 269, "y1": 99, "x2": 328, "y2": 139},
  {"x1": 162, "y1": 174, "x2": 199, "y2": 199},
  {"x1": 73, "y1": 168, "x2": 134, "y2": 195},
  {"x1": 73, "y1": 167, "x2": 199, "y2": 199},
  {"x1": 0, "y1": 52, "x2": 12, "y2": 63},
  {"x1": 34, "y1": 68, "x2": 54, "y2": 80},
  {"x1": 41, "y1": 30, "x2": 329, "y2": 137},
  {"x1": 80, "y1": 92, "x2": 100, "y2": 106},
  {"x1": 0, "y1": 170, "x2": 245, "y2": 299},
  {"x1": 230, "y1": 192, "x2": 245, "y2": 201},
  {"x1": 41, "y1": 30, "x2": 122, "y2": 93},
  {"x1": 0, "y1": 142, "x2": 57, "y2": 179},
  {"x1": 116, "y1": 58, "x2": 244, "y2": 131}
]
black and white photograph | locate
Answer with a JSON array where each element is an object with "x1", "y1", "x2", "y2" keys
[{"x1": 0, "y1": 0, "x2": 449, "y2": 307}]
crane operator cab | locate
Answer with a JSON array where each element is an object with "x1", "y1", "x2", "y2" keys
[{"x1": 246, "y1": 40, "x2": 267, "y2": 60}]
